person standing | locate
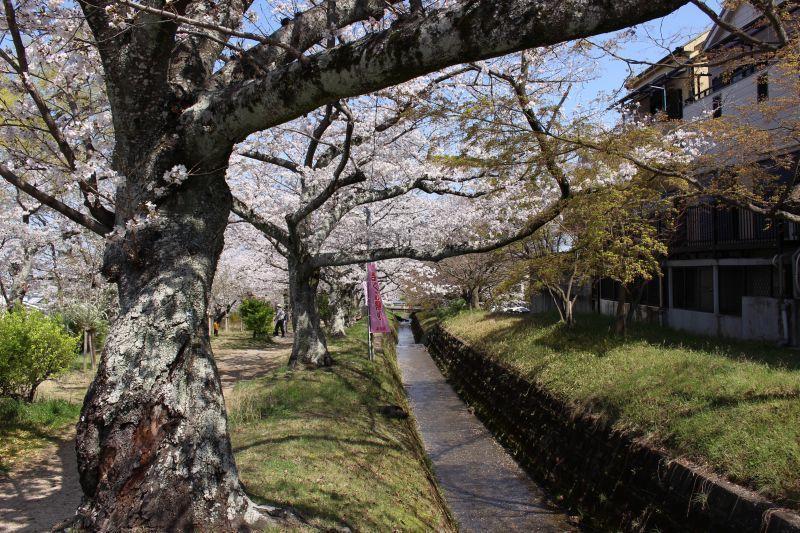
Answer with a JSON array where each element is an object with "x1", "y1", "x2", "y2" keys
[{"x1": 274, "y1": 305, "x2": 286, "y2": 337}]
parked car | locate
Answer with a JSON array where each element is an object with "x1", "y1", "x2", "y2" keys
[
  {"x1": 491, "y1": 303, "x2": 530, "y2": 314},
  {"x1": 502, "y1": 305, "x2": 530, "y2": 314}
]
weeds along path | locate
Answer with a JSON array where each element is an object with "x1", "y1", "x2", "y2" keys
[{"x1": 212, "y1": 330, "x2": 294, "y2": 395}]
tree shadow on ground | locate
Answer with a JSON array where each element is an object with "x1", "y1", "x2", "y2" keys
[
  {"x1": 229, "y1": 327, "x2": 453, "y2": 532},
  {"x1": 0, "y1": 437, "x2": 81, "y2": 531}
]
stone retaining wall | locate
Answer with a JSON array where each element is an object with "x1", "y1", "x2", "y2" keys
[{"x1": 414, "y1": 317, "x2": 800, "y2": 532}]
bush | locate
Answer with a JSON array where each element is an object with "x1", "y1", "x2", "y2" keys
[
  {"x1": 0, "y1": 307, "x2": 78, "y2": 401},
  {"x1": 60, "y1": 300, "x2": 111, "y2": 348},
  {"x1": 239, "y1": 298, "x2": 275, "y2": 338},
  {"x1": 435, "y1": 298, "x2": 467, "y2": 319}
]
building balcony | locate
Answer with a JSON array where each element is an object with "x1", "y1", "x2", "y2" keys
[{"x1": 670, "y1": 205, "x2": 800, "y2": 253}]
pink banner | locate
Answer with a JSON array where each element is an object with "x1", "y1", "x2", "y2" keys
[{"x1": 366, "y1": 263, "x2": 391, "y2": 334}]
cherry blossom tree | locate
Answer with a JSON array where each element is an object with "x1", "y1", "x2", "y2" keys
[
  {"x1": 228, "y1": 78, "x2": 524, "y2": 365},
  {"x1": 319, "y1": 265, "x2": 365, "y2": 338},
  {"x1": 0, "y1": 0, "x2": 695, "y2": 528}
]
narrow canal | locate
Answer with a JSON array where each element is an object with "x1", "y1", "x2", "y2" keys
[{"x1": 395, "y1": 324, "x2": 575, "y2": 532}]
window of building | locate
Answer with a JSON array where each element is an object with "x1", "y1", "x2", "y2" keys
[
  {"x1": 712, "y1": 96, "x2": 722, "y2": 118},
  {"x1": 757, "y1": 74, "x2": 769, "y2": 102},
  {"x1": 718, "y1": 266, "x2": 774, "y2": 316},
  {"x1": 639, "y1": 278, "x2": 661, "y2": 306},
  {"x1": 600, "y1": 278, "x2": 617, "y2": 300},
  {"x1": 672, "y1": 267, "x2": 714, "y2": 312},
  {"x1": 648, "y1": 88, "x2": 683, "y2": 119},
  {"x1": 666, "y1": 88, "x2": 684, "y2": 119}
]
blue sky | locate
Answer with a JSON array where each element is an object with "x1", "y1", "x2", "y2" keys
[{"x1": 581, "y1": 0, "x2": 723, "y2": 101}]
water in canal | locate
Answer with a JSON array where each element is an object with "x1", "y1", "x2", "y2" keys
[{"x1": 395, "y1": 324, "x2": 575, "y2": 532}]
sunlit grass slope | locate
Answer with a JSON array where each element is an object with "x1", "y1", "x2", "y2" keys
[
  {"x1": 229, "y1": 321, "x2": 454, "y2": 532},
  {"x1": 437, "y1": 310, "x2": 800, "y2": 508}
]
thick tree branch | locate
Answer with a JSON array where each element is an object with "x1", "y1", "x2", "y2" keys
[
  {"x1": 312, "y1": 66, "x2": 475, "y2": 170},
  {"x1": 690, "y1": 0, "x2": 780, "y2": 50},
  {"x1": 239, "y1": 150, "x2": 301, "y2": 173},
  {"x1": 311, "y1": 193, "x2": 576, "y2": 268},
  {"x1": 486, "y1": 62, "x2": 572, "y2": 197},
  {"x1": 77, "y1": 172, "x2": 117, "y2": 228},
  {"x1": 183, "y1": 0, "x2": 690, "y2": 159},
  {"x1": 309, "y1": 174, "x2": 496, "y2": 248},
  {"x1": 291, "y1": 169, "x2": 367, "y2": 224},
  {"x1": 210, "y1": 0, "x2": 403, "y2": 89},
  {"x1": 2, "y1": 0, "x2": 28, "y2": 72},
  {"x1": 305, "y1": 105, "x2": 335, "y2": 168},
  {"x1": 331, "y1": 103, "x2": 355, "y2": 181},
  {"x1": 756, "y1": 0, "x2": 789, "y2": 47},
  {"x1": 230, "y1": 196, "x2": 291, "y2": 245},
  {"x1": 118, "y1": 0, "x2": 307, "y2": 62},
  {"x1": 0, "y1": 163, "x2": 112, "y2": 236},
  {"x1": 169, "y1": 0, "x2": 256, "y2": 93}
]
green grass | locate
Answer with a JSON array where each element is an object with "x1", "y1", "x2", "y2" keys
[
  {"x1": 228, "y1": 321, "x2": 454, "y2": 532},
  {"x1": 434, "y1": 310, "x2": 800, "y2": 508},
  {"x1": 213, "y1": 329, "x2": 279, "y2": 351},
  {"x1": 0, "y1": 397, "x2": 81, "y2": 472}
]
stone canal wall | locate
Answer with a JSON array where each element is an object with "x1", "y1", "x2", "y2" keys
[{"x1": 413, "y1": 317, "x2": 800, "y2": 532}]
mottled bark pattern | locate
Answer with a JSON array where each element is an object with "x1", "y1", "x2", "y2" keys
[
  {"x1": 329, "y1": 288, "x2": 348, "y2": 338},
  {"x1": 73, "y1": 169, "x2": 267, "y2": 530},
  {"x1": 288, "y1": 264, "x2": 332, "y2": 367}
]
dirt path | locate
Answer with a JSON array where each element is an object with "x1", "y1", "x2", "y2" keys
[
  {"x1": 0, "y1": 331, "x2": 292, "y2": 532},
  {"x1": 213, "y1": 331, "x2": 294, "y2": 395},
  {"x1": 396, "y1": 324, "x2": 575, "y2": 532}
]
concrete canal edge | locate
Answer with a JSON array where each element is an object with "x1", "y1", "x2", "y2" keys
[
  {"x1": 380, "y1": 327, "x2": 459, "y2": 532},
  {"x1": 411, "y1": 316, "x2": 800, "y2": 532}
]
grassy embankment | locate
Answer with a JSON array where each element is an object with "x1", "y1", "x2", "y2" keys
[
  {"x1": 0, "y1": 397, "x2": 81, "y2": 473},
  {"x1": 227, "y1": 320, "x2": 454, "y2": 532},
  {"x1": 428, "y1": 310, "x2": 800, "y2": 508},
  {"x1": 0, "y1": 349, "x2": 92, "y2": 473},
  {"x1": 1, "y1": 321, "x2": 454, "y2": 531}
]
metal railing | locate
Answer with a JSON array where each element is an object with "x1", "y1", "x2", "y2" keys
[{"x1": 672, "y1": 205, "x2": 800, "y2": 250}]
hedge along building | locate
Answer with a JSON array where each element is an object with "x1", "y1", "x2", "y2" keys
[{"x1": 608, "y1": 1, "x2": 800, "y2": 344}]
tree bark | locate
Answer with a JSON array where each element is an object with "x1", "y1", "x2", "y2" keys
[
  {"x1": 6, "y1": 243, "x2": 36, "y2": 310},
  {"x1": 288, "y1": 263, "x2": 332, "y2": 367},
  {"x1": 561, "y1": 297, "x2": 575, "y2": 327},
  {"x1": 72, "y1": 168, "x2": 273, "y2": 530},
  {"x1": 469, "y1": 287, "x2": 481, "y2": 310},
  {"x1": 328, "y1": 287, "x2": 348, "y2": 338},
  {"x1": 625, "y1": 280, "x2": 647, "y2": 325},
  {"x1": 614, "y1": 284, "x2": 629, "y2": 336}
]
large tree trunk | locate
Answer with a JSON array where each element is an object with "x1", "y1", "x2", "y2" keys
[
  {"x1": 471, "y1": 287, "x2": 481, "y2": 310},
  {"x1": 288, "y1": 263, "x2": 332, "y2": 367},
  {"x1": 329, "y1": 287, "x2": 348, "y2": 338},
  {"x1": 72, "y1": 168, "x2": 273, "y2": 530},
  {"x1": 347, "y1": 287, "x2": 361, "y2": 326},
  {"x1": 464, "y1": 286, "x2": 481, "y2": 310},
  {"x1": 625, "y1": 280, "x2": 647, "y2": 325}
]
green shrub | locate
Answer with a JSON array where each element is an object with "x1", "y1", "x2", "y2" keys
[
  {"x1": 239, "y1": 298, "x2": 275, "y2": 338},
  {"x1": 435, "y1": 298, "x2": 467, "y2": 319},
  {"x1": 0, "y1": 307, "x2": 78, "y2": 401},
  {"x1": 318, "y1": 292, "x2": 332, "y2": 324},
  {"x1": 60, "y1": 300, "x2": 111, "y2": 348}
]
